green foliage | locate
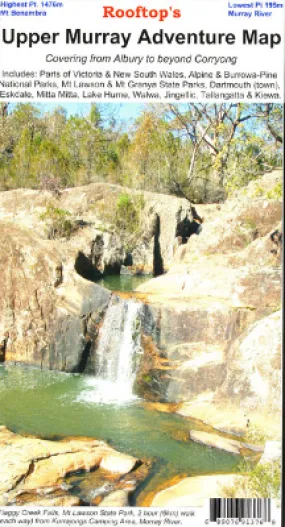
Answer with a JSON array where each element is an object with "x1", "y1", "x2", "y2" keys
[
  {"x1": 236, "y1": 218, "x2": 258, "y2": 247},
  {"x1": 115, "y1": 193, "x2": 145, "y2": 235},
  {"x1": 265, "y1": 182, "x2": 282, "y2": 200},
  {"x1": 0, "y1": 103, "x2": 283, "y2": 202},
  {"x1": 250, "y1": 184, "x2": 266, "y2": 198},
  {"x1": 221, "y1": 460, "x2": 281, "y2": 499},
  {"x1": 245, "y1": 425, "x2": 267, "y2": 445},
  {"x1": 142, "y1": 374, "x2": 152, "y2": 384},
  {"x1": 90, "y1": 103, "x2": 102, "y2": 128},
  {"x1": 246, "y1": 461, "x2": 281, "y2": 498},
  {"x1": 242, "y1": 218, "x2": 257, "y2": 232},
  {"x1": 225, "y1": 128, "x2": 282, "y2": 195},
  {"x1": 40, "y1": 203, "x2": 76, "y2": 239},
  {"x1": 96, "y1": 192, "x2": 145, "y2": 251}
]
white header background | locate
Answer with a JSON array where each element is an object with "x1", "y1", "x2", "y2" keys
[{"x1": 0, "y1": 0, "x2": 284, "y2": 102}]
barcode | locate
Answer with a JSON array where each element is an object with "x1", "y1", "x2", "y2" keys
[{"x1": 209, "y1": 498, "x2": 272, "y2": 523}]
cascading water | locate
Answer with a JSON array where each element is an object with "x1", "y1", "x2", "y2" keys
[{"x1": 78, "y1": 297, "x2": 143, "y2": 404}]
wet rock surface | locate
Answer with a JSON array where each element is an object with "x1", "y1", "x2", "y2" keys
[
  {"x1": 0, "y1": 427, "x2": 146, "y2": 506},
  {"x1": 189, "y1": 430, "x2": 242, "y2": 455}
]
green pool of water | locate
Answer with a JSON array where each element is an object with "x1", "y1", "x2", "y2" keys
[
  {"x1": 96, "y1": 274, "x2": 152, "y2": 292},
  {"x1": 0, "y1": 365, "x2": 239, "y2": 503}
]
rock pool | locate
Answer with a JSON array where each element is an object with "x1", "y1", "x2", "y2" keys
[{"x1": 0, "y1": 364, "x2": 239, "y2": 504}]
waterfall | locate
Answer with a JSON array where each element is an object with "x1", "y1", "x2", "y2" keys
[{"x1": 78, "y1": 297, "x2": 143, "y2": 404}]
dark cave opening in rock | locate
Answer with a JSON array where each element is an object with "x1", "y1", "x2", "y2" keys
[
  {"x1": 153, "y1": 214, "x2": 164, "y2": 277},
  {"x1": 174, "y1": 205, "x2": 203, "y2": 246},
  {"x1": 175, "y1": 217, "x2": 203, "y2": 245},
  {"x1": 0, "y1": 336, "x2": 7, "y2": 363},
  {"x1": 74, "y1": 251, "x2": 102, "y2": 282},
  {"x1": 103, "y1": 262, "x2": 121, "y2": 275}
]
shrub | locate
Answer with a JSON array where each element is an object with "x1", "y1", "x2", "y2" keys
[
  {"x1": 265, "y1": 182, "x2": 282, "y2": 200},
  {"x1": 115, "y1": 193, "x2": 145, "y2": 235},
  {"x1": 245, "y1": 425, "x2": 267, "y2": 445},
  {"x1": 40, "y1": 203, "x2": 76, "y2": 239},
  {"x1": 242, "y1": 218, "x2": 257, "y2": 232},
  {"x1": 220, "y1": 460, "x2": 281, "y2": 500},
  {"x1": 250, "y1": 184, "x2": 266, "y2": 198},
  {"x1": 246, "y1": 461, "x2": 281, "y2": 499}
]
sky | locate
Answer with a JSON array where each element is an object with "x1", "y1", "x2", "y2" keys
[{"x1": 11, "y1": 102, "x2": 145, "y2": 126}]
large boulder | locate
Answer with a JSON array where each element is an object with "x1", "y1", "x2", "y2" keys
[
  {"x1": 100, "y1": 452, "x2": 138, "y2": 475},
  {"x1": 136, "y1": 295, "x2": 273, "y2": 403},
  {"x1": 134, "y1": 174, "x2": 281, "y2": 407},
  {"x1": 172, "y1": 170, "x2": 282, "y2": 265},
  {"x1": 259, "y1": 441, "x2": 281, "y2": 465},
  {"x1": 0, "y1": 183, "x2": 203, "y2": 274},
  {"x1": 100, "y1": 490, "x2": 129, "y2": 506},
  {"x1": 151, "y1": 474, "x2": 242, "y2": 506},
  {"x1": 0, "y1": 427, "x2": 144, "y2": 506},
  {"x1": 217, "y1": 311, "x2": 282, "y2": 415},
  {"x1": 73, "y1": 230, "x2": 126, "y2": 279},
  {"x1": 189, "y1": 430, "x2": 242, "y2": 455},
  {"x1": 0, "y1": 222, "x2": 110, "y2": 371}
]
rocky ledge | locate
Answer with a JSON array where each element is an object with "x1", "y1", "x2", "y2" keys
[
  {"x1": 0, "y1": 426, "x2": 147, "y2": 507},
  {"x1": 151, "y1": 474, "x2": 243, "y2": 507},
  {"x1": 0, "y1": 172, "x2": 282, "y2": 446}
]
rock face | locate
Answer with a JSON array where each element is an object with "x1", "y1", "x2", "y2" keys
[
  {"x1": 100, "y1": 453, "x2": 138, "y2": 475},
  {"x1": 171, "y1": 170, "x2": 282, "y2": 265},
  {"x1": 0, "y1": 426, "x2": 144, "y2": 506},
  {"x1": 0, "y1": 183, "x2": 197, "y2": 276},
  {"x1": 217, "y1": 311, "x2": 282, "y2": 414},
  {"x1": 134, "y1": 173, "x2": 282, "y2": 432},
  {"x1": 136, "y1": 298, "x2": 279, "y2": 408},
  {"x1": 100, "y1": 490, "x2": 129, "y2": 507},
  {"x1": 259, "y1": 441, "x2": 282, "y2": 465},
  {"x1": 137, "y1": 300, "x2": 255, "y2": 402},
  {"x1": 0, "y1": 173, "x2": 282, "y2": 434},
  {"x1": 0, "y1": 222, "x2": 111, "y2": 371},
  {"x1": 151, "y1": 474, "x2": 242, "y2": 507},
  {"x1": 190, "y1": 430, "x2": 242, "y2": 455}
]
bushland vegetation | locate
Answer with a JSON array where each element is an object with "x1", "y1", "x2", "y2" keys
[{"x1": 0, "y1": 102, "x2": 282, "y2": 203}]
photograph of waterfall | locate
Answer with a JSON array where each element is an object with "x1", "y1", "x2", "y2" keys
[{"x1": 0, "y1": 102, "x2": 282, "y2": 508}]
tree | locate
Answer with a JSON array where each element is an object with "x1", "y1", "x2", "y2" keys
[
  {"x1": 167, "y1": 103, "x2": 255, "y2": 182},
  {"x1": 32, "y1": 138, "x2": 70, "y2": 187},
  {"x1": 0, "y1": 102, "x2": 282, "y2": 199},
  {"x1": 89, "y1": 103, "x2": 102, "y2": 129},
  {"x1": 45, "y1": 106, "x2": 67, "y2": 142},
  {"x1": 128, "y1": 110, "x2": 184, "y2": 192},
  {"x1": 0, "y1": 103, "x2": 12, "y2": 189},
  {"x1": 256, "y1": 104, "x2": 283, "y2": 145},
  {"x1": 161, "y1": 103, "x2": 282, "y2": 202}
]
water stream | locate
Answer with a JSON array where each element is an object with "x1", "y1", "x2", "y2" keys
[
  {"x1": 96, "y1": 274, "x2": 152, "y2": 293},
  {"x1": 91, "y1": 297, "x2": 142, "y2": 403},
  {"x1": 0, "y1": 276, "x2": 240, "y2": 504},
  {"x1": 0, "y1": 365, "x2": 239, "y2": 504}
]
